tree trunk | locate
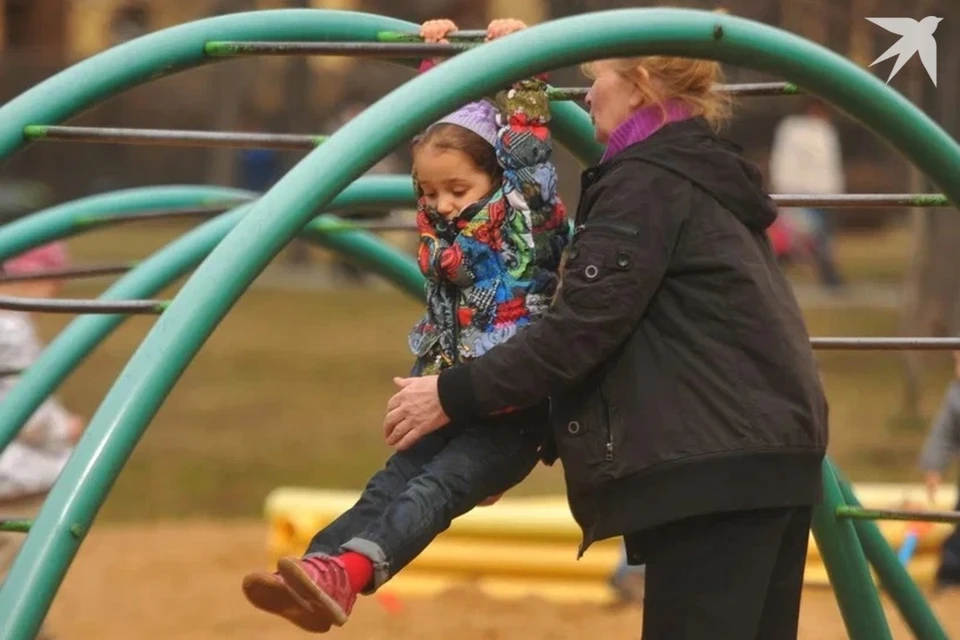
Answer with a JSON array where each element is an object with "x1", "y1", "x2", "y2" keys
[{"x1": 898, "y1": 0, "x2": 960, "y2": 425}]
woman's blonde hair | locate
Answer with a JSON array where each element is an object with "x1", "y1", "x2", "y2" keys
[{"x1": 581, "y1": 56, "x2": 734, "y2": 132}]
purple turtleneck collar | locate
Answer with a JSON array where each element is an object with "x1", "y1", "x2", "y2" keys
[{"x1": 601, "y1": 100, "x2": 693, "y2": 163}]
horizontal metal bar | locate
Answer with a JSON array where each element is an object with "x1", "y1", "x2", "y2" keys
[
  {"x1": 810, "y1": 338, "x2": 960, "y2": 350},
  {"x1": 74, "y1": 203, "x2": 246, "y2": 228},
  {"x1": 204, "y1": 40, "x2": 473, "y2": 58},
  {"x1": 776, "y1": 193, "x2": 951, "y2": 207},
  {"x1": 836, "y1": 506, "x2": 960, "y2": 525},
  {"x1": 548, "y1": 81, "x2": 802, "y2": 100},
  {"x1": 0, "y1": 369, "x2": 24, "y2": 378},
  {"x1": 0, "y1": 295, "x2": 167, "y2": 315},
  {"x1": 0, "y1": 520, "x2": 31, "y2": 533},
  {"x1": 0, "y1": 263, "x2": 135, "y2": 283},
  {"x1": 24, "y1": 125, "x2": 326, "y2": 150},
  {"x1": 377, "y1": 30, "x2": 489, "y2": 43}
]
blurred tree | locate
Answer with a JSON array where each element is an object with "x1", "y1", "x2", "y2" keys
[{"x1": 897, "y1": 0, "x2": 960, "y2": 426}]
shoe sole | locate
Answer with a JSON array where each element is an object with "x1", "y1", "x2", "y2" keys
[
  {"x1": 277, "y1": 557, "x2": 350, "y2": 628},
  {"x1": 241, "y1": 571, "x2": 332, "y2": 633}
]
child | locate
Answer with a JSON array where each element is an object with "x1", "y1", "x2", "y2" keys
[
  {"x1": 241, "y1": 18, "x2": 568, "y2": 633},
  {"x1": 919, "y1": 350, "x2": 960, "y2": 592},
  {"x1": 0, "y1": 242, "x2": 86, "y2": 640}
]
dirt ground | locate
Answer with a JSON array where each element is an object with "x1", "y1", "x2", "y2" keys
[{"x1": 41, "y1": 519, "x2": 960, "y2": 639}]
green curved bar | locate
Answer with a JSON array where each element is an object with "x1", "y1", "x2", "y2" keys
[
  {"x1": 0, "y1": 9, "x2": 600, "y2": 168},
  {"x1": 0, "y1": 185, "x2": 254, "y2": 261},
  {"x1": 0, "y1": 176, "x2": 419, "y2": 461},
  {"x1": 4, "y1": 7, "x2": 960, "y2": 637}
]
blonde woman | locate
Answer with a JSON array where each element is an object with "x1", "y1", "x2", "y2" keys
[{"x1": 386, "y1": 52, "x2": 828, "y2": 639}]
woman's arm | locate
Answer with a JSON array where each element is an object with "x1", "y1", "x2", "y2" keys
[{"x1": 436, "y1": 163, "x2": 690, "y2": 422}]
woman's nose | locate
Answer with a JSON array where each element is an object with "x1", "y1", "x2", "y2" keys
[{"x1": 585, "y1": 84, "x2": 596, "y2": 109}]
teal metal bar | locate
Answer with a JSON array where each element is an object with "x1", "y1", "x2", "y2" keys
[
  {"x1": 0, "y1": 186, "x2": 255, "y2": 262},
  {"x1": 3, "y1": 7, "x2": 960, "y2": 637},
  {"x1": 0, "y1": 10, "x2": 600, "y2": 168},
  {"x1": 833, "y1": 464, "x2": 949, "y2": 640},
  {"x1": 812, "y1": 462, "x2": 893, "y2": 639},
  {"x1": 0, "y1": 176, "x2": 418, "y2": 457}
]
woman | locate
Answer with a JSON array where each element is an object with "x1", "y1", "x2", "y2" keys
[{"x1": 384, "y1": 51, "x2": 828, "y2": 639}]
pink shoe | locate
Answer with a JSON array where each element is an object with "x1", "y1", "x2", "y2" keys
[
  {"x1": 241, "y1": 569, "x2": 332, "y2": 633},
  {"x1": 277, "y1": 555, "x2": 358, "y2": 630}
]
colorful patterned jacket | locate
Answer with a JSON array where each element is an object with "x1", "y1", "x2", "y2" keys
[{"x1": 408, "y1": 77, "x2": 569, "y2": 376}]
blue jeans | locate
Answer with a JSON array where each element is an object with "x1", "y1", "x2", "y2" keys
[{"x1": 305, "y1": 413, "x2": 543, "y2": 592}]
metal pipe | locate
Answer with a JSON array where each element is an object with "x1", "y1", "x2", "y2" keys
[
  {"x1": 0, "y1": 263, "x2": 134, "y2": 283},
  {"x1": 204, "y1": 40, "x2": 473, "y2": 58},
  {"x1": 0, "y1": 521, "x2": 31, "y2": 534},
  {"x1": 810, "y1": 337, "x2": 960, "y2": 350},
  {"x1": 377, "y1": 29, "x2": 488, "y2": 42},
  {"x1": 24, "y1": 125, "x2": 326, "y2": 150},
  {"x1": 0, "y1": 295, "x2": 166, "y2": 315},
  {"x1": 548, "y1": 81, "x2": 802, "y2": 99},
  {"x1": 835, "y1": 505, "x2": 960, "y2": 525}
]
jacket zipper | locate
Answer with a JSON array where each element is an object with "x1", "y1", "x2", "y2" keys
[
  {"x1": 599, "y1": 387, "x2": 613, "y2": 461},
  {"x1": 574, "y1": 222, "x2": 640, "y2": 237}
]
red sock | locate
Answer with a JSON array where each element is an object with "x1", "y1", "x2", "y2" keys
[{"x1": 338, "y1": 551, "x2": 374, "y2": 593}]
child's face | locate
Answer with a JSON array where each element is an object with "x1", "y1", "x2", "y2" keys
[{"x1": 413, "y1": 146, "x2": 495, "y2": 219}]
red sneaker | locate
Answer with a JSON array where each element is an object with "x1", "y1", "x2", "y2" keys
[
  {"x1": 241, "y1": 569, "x2": 332, "y2": 633},
  {"x1": 277, "y1": 555, "x2": 358, "y2": 630}
]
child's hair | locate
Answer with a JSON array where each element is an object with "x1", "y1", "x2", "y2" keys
[{"x1": 412, "y1": 124, "x2": 503, "y2": 181}]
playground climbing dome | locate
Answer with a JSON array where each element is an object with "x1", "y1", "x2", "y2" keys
[{"x1": 0, "y1": 7, "x2": 958, "y2": 640}]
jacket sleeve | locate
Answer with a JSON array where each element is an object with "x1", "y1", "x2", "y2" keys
[
  {"x1": 919, "y1": 382, "x2": 960, "y2": 473},
  {"x1": 437, "y1": 163, "x2": 689, "y2": 421}
]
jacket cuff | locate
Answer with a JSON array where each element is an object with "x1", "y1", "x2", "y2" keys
[{"x1": 437, "y1": 365, "x2": 480, "y2": 423}]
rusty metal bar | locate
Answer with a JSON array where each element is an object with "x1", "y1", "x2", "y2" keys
[
  {"x1": 24, "y1": 125, "x2": 326, "y2": 150},
  {"x1": 548, "y1": 81, "x2": 803, "y2": 100},
  {"x1": 204, "y1": 40, "x2": 473, "y2": 58},
  {"x1": 0, "y1": 263, "x2": 135, "y2": 283},
  {"x1": 0, "y1": 295, "x2": 167, "y2": 315},
  {"x1": 0, "y1": 369, "x2": 23, "y2": 378},
  {"x1": 836, "y1": 506, "x2": 960, "y2": 525},
  {"x1": 377, "y1": 30, "x2": 488, "y2": 42},
  {"x1": 810, "y1": 338, "x2": 960, "y2": 350}
]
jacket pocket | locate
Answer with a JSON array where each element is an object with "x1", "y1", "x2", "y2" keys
[{"x1": 550, "y1": 383, "x2": 618, "y2": 490}]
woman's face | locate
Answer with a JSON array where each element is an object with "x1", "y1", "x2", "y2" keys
[{"x1": 585, "y1": 62, "x2": 644, "y2": 144}]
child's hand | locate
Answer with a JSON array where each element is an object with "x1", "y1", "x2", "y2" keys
[
  {"x1": 486, "y1": 19, "x2": 527, "y2": 41},
  {"x1": 67, "y1": 413, "x2": 86, "y2": 444},
  {"x1": 420, "y1": 19, "x2": 458, "y2": 44}
]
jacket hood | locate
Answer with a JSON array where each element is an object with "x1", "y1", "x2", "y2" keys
[{"x1": 614, "y1": 117, "x2": 778, "y2": 232}]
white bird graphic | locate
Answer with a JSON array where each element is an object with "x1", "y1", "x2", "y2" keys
[{"x1": 866, "y1": 16, "x2": 942, "y2": 86}]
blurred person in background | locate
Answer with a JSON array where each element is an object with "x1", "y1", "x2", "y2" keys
[
  {"x1": 0, "y1": 243, "x2": 86, "y2": 639},
  {"x1": 918, "y1": 349, "x2": 960, "y2": 593},
  {"x1": 769, "y1": 98, "x2": 845, "y2": 288}
]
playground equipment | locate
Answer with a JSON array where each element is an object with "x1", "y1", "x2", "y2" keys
[{"x1": 0, "y1": 7, "x2": 958, "y2": 639}]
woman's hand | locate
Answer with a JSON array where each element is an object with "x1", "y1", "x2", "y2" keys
[
  {"x1": 67, "y1": 413, "x2": 86, "y2": 444},
  {"x1": 420, "y1": 19, "x2": 458, "y2": 44},
  {"x1": 384, "y1": 375, "x2": 451, "y2": 450},
  {"x1": 925, "y1": 470, "x2": 942, "y2": 504},
  {"x1": 486, "y1": 18, "x2": 527, "y2": 40}
]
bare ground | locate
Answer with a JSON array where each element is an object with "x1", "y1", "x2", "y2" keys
[{"x1": 44, "y1": 520, "x2": 960, "y2": 640}]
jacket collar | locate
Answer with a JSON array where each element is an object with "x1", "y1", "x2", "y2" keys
[{"x1": 601, "y1": 100, "x2": 694, "y2": 163}]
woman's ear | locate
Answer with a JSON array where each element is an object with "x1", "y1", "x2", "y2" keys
[{"x1": 627, "y1": 66, "x2": 651, "y2": 109}]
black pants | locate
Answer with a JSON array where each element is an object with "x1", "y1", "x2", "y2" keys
[
  {"x1": 305, "y1": 418, "x2": 541, "y2": 592},
  {"x1": 640, "y1": 506, "x2": 812, "y2": 640}
]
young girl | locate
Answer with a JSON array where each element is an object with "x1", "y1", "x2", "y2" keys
[{"x1": 241, "y1": 18, "x2": 568, "y2": 633}]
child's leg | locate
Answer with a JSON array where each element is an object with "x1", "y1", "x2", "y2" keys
[
  {"x1": 242, "y1": 429, "x2": 447, "y2": 631},
  {"x1": 277, "y1": 423, "x2": 540, "y2": 628},
  {"x1": 304, "y1": 429, "x2": 448, "y2": 557}
]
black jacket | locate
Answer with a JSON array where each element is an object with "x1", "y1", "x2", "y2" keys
[{"x1": 438, "y1": 117, "x2": 828, "y2": 556}]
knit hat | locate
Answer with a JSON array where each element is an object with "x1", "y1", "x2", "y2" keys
[
  {"x1": 2, "y1": 242, "x2": 69, "y2": 276},
  {"x1": 430, "y1": 100, "x2": 499, "y2": 148}
]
